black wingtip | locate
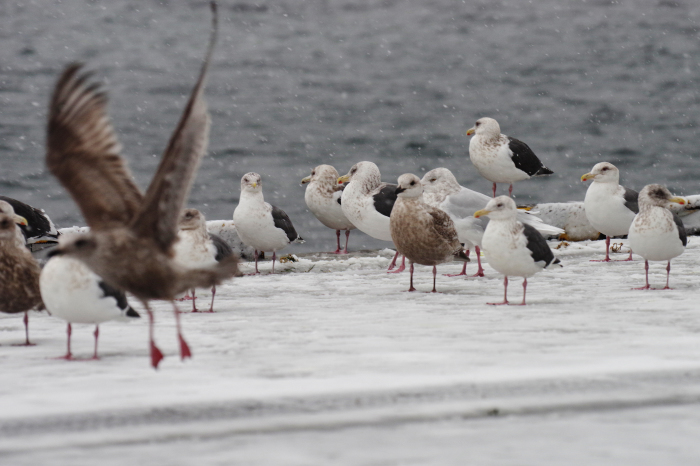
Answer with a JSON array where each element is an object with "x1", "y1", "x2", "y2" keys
[
  {"x1": 126, "y1": 307, "x2": 141, "y2": 318},
  {"x1": 455, "y1": 249, "x2": 470, "y2": 262},
  {"x1": 536, "y1": 166, "x2": 554, "y2": 176}
]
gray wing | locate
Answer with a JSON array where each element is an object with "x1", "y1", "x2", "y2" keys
[
  {"x1": 130, "y1": 2, "x2": 217, "y2": 252},
  {"x1": 672, "y1": 213, "x2": 687, "y2": 247},
  {"x1": 208, "y1": 232, "x2": 234, "y2": 261},
  {"x1": 373, "y1": 184, "x2": 398, "y2": 217},
  {"x1": 271, "y1": 205, "x2": 302, "y2": 242},
  {"x1": 622, "y1": 187, "x2": 639, "y2": 214},
  {"x1": 46, "y1": 64, "x2": 144, "y2": 231},
  {"x1": 440, "y1": 187, "x2": 491, "y2": 219},
  {"x1": 522, "y1": 223, "x2": 558, "y2": 267}
]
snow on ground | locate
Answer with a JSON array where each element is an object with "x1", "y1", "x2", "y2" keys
[{"x1": 2, "y1": 238, "x2": 700, "y2": 464}]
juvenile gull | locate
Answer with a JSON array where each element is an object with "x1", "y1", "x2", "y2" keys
[
  {"x1": 628, "y1": 184, "x2": 687, "y2": 290},
  {"x1": 581, "y1": 162, "x2": 638, "y2": 261},
  {"x1": 390, "y1": 174, "x2": 468, "y2": 292},
  {"x1": 0, "y1": 210, "x2": 43, "y2": 345},
  {"x1": 301, "y1": 164, "x2": 355, "y2": 254},
  {"x1": 174, "y1": 208, "x2": 234, "y2": 311},
  {"x1": 40, "y1": 254, "x2": 140, "y2": 360},
  {"x1": 233, "y1": 172, "x2": 304, "y2": 274},
  {"x1": 0, "y1": 200, "x2": 29, "y2": 249},
  {"x1": 45, "y1": 2, "x2": 238, "y2": 369},
  {"x1": 422, "y1": 168, "x2": 563, "y2": 277},
  {"x1": 466, "y1": 117, "x2": 553, "y2": 197},
  {"x1": 474, "y1": 196, "x2": 561, "y2": 305},
  {"x1": 0, "y1": 196, "x2": 60, "y2": 248},
  {"x1": 337, "y1": 161, "x2": 406, "y2": 272}
]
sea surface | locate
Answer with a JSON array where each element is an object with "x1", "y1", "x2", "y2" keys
[{"x1": 1, "y1": 0, "x2": 699, "y2": 251}]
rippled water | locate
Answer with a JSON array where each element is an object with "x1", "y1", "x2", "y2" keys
[{"x1": 1, "y1": 0, "x2": 699, "y2": 251}]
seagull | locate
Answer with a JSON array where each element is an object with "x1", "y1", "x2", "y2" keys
[
  {"x1": 337, "y1": 161, "x2": 406, "y2": 272},
  {"x1": 474, "y1": 196, "x2": 561, "y2": 305},
  {"x1": 0, "y1": 200, "x2": 30, "y2": 249},
  {"x1": 44, "y1": 2, "x2": 238, "y2": 369},
  {"x1": 466, "y1": 117, "x2": 553, "y2": 197},
  {"x1": 0, "y1": 196, "x2": 60, "y2": 249},
  {"x1": 233, "y1": 172, "x2": 304, "y2": 274},
  {"x1": 301, "y1": 164, "x2": 355, "y2": 254},
  {"x1": 40, "y1": 254, "x2": 140, "y2": 360},
  {"x1": 0, "y1": 209, "x2": 43, "y2": 345},
  {"x1": 628, "y1": 184, "x2": 687, "y2": 290},
  {"x1": 581, "y1": 162, "x2": 638, "y2": 261},
  {"x1": 421, "y1": 168, "x2": 563, "y2": 277},
  {"x1": 174, "y1": 208, "x2": 234, "y2": 311},
  {"x1": 390, "y1": 174, "x2": 469, "y2": 292}
]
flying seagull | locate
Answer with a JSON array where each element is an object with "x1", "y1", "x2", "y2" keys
[{"x1": 45, "y1": 1, "x2": 237, "y2": 369}]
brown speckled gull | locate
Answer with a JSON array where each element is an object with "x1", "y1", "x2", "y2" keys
[
  {"x1": 390, "y1": 174, "x2": 468, "y2": 292},
  {"x1": 45, "y1": 2, "x2": 237, "y2": 369}
]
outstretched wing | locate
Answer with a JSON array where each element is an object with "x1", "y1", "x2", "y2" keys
[
  {"x1": 130, "y1": 1, "x2": 218, "y2": 252},
  {"x1": 46, "y1": 64, "x2": 143, "y2": 230}
]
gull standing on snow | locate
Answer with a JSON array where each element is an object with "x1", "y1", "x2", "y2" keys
[
  {"x1": 581, "y1": 162, "x2": 638, "y2": 261},
  {"x1": 301, "y1": 164, "x2": 355, "y2": 254},
  {"x1": 40, "y1": 254, "x2": 140, "y2": 360},
  {"x1": 390, "y1": 174, "x2": 469, "y2": 292},
  {"x1": 0, "y1": 208, "x2": 42, "y2": 345},
  {"x1": 421, "y1": 168, "x2": 563, "y2": 277},
  {"x1": 45, "y1": 3, "x2": 239, "y2": 369},
  {"x1": 474, "y1": 196, "x2": 561, "y2": 305},
  {"x1": 337, "y1": 161, "x2": 405, "y2": 272},
  {"x1": 628, "y1": 185, "x2": 687, "y2": 290},
  {"x1": 466, "y1": 117, "x2": 553, "y2": 197},
  {"x1": 174, "y1": 208, "x2": 235, "y2": 311},
  {"x1": 233, "y1": 172, "x2": 304, "y2": 274}
]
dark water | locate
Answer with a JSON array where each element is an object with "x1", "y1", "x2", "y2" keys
[{"x1": 1, "y1": 0, "x2": 699, "y2": 251}]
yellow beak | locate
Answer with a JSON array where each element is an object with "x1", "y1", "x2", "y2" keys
[
  {"x1": 337, "y1": 175, "x2": 351, "y2": 184},
  {"x1": 13, "y1": 214, "x2": 28, "y2": 226},
  {"x1": 669, "y1": 196, "x2": 686, "y2": 205},
  {"x1": 251, "y1": 182, "x2": 257, "y2": 188},
  {"x1": 474, "y1": 209, "x2": 490, "y2": 218},
  {"x1": 581, "y1": 172, "x2": 595, "y2": 182},
  {"x1": 300, "y1": 175, "x2": 311, "y2": 185},
  {"x1": 466, "y1": 127, "x2": 475, "y2": 136}
]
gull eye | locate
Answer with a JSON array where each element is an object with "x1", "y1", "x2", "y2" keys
[
  {"x1": 601, "y1": 167, "x2": 608, "y2": 171},
  {"x1": 497, "y1": 203, "x2": 503, "y2": 208},
  {"x1": 475, "y1": 121, "x2": 480, "y2": 126},
  {"x1": 311, "y1": 171, "x2": 315, "y2": 176},
  {"x1": 410, "y1": 181, "x2": 415, "y2": 186},
  {"x1": 430, "y1": 178, "x2": 437, "y2": 182}
]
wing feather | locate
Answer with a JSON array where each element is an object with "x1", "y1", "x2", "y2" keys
[
  {"x1": 46, "y1": 63, "x2": 143, "y2": 230},
  {"x1": 130, "y1": 1, "x2": 218, "y2": 252}
]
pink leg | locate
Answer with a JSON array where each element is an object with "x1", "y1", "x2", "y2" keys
[
  {"x1": 492, "y1": 182, "x2": 497, "y2": 197},
  {"x1": 431, "y1": 265, "x2": 437, "y2": 293},
  {"x1": 663, "y1": 261, "x2": 673, "y2": 290},
  {"x1": 387, "y1": 250, "x2": 399, "y2": 270},
  {"x1": 407, "y1": 263, "x2": 416, "y2": 292},
  {"x1": 57, "y1": 323, "x2": 74, "y2": 360},
  {"x1": 333, "y1": 230, "x2": 342, "y2": 254},
  {"x1": 633, "y1": 260, "x2": 651, "y2": 290},
  {"x1": 191, "y1": 289, "x2": 199, "y2": 312},
  {"x1": 272, "y1": 251, "x2": 276, "y2": 274},
  {"x1": 617, "y1": 248, "x2": 634, "y2": 261},
  {"x1": 388, "y1": 255, "x2": 406, "y2": 274},
  {"x1": 91, "y1": 326, "x2": 100, "y2": 360},
  {"x1": 343, "y1": 230, "x2": 350, "y2": 254},
  {"x1": 508, "y1": 184, "x2": 513, "y2": 197},
  {"x1": 146, "y1": 304, "x2": 164, "y2": 369},
  {"x1": 173, "y1": 303, "x2": 192, "y2": 361},
  {"x1": 175, "y1": 290, "x2": 194, "y2": 302},
  {"x1": 590, "y1": 236, "x2": 612, "y2": 262},
  {"x1": 472, "y1": 246, "x2": 486, "y2": 277},
  {"x1": 517, "y1": 278, "x2": 527, "y2": 306},
  {"x1": 445, "y1": 254, "x2": 468, "y2": 277},
  {"x1": 16, "y1": 312, "x2": 35, "y2": 346},
  {"x1": 488, "y1": 276, "x2": 509, "y2": 305},
  {"x1": 207, "y1": 285, "x2": 217, "y2": 312}
]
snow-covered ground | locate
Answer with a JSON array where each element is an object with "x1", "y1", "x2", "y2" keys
[{"x1": 2, "y1": 238, "x2": 700, "y2": 465}]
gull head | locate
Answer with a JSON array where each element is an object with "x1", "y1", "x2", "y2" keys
[
  {"x1": 241, "y1": 172, "x2": 262, "y2": 193},
  {"x1": 466, "y1": 117, "x2": 500, "y2": 139},
  {"x1": 178, "y1": 208, "x2": 206, "y2": 231},
  {"x1": 395, "y1": 174, "x2": 423, "y2": 199},
  {"x1": 581, "y1": 162, "x2": 620, "y2": 184},
  {"x1": 474, "y1": 195, "x2": 517, "y2": 221}
]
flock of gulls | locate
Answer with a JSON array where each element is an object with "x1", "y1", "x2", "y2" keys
[{"x1": 0, "y1": 2, "x2": 694, "y2": 369}]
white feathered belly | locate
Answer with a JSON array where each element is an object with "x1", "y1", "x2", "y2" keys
[
  {"x1": 306, "y1": 190, "x2": 355, "y2": 231},
  {"x1": 233, "y1": 204, "x2": 290, "y2": 252},
  {"x1": 341, "y1": 190, "x2": 392, "y2": 242},
  {"x1": 584, "y1": 187, "x2": 635, "y2": 237},
  {"x1": 481, "y1": 224, "x2": 544, "y2": 278},
  {"x1": 470, "y1": 139, "x2": 531, "y2": 184},
  {"x1": 629, "y1": 214, "x2": 685, "y2": 261},
  {"x1": 40, "y1": 257, "x2": 127, "y2": 324}
]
